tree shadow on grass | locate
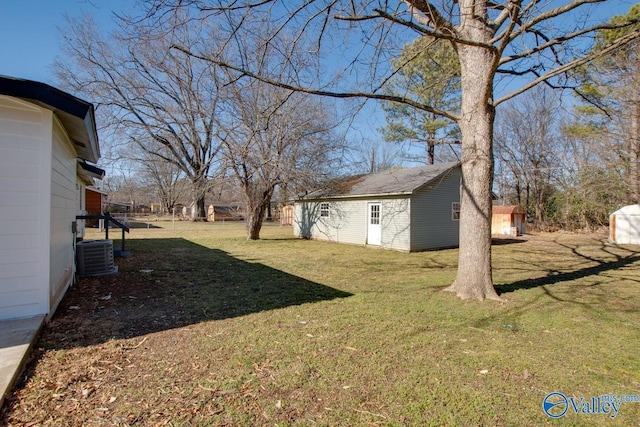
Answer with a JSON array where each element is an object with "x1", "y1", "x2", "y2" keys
[
  {"x1": 47, "y1": 238, "x2": 352, "y2": 349},
  {"x1": 124, "y1": 221, "x2": 163, "y2": 229},
  {"x1": 496, "y1": 254, "x2": 640, "y2": 295},
  {"x1": 496, "y1": 236, "x2": 640, "y2": 295},
  {"x1": 491, "y1": 237, "x2": 527, "y2": 246}
]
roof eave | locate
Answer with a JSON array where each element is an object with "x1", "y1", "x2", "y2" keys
[
  {"x1": 296, "y1": 191, "x2": 413, "y2": 201},
  {"x1": 0, "y1": 75, "x2": 100, "y2": 163}
]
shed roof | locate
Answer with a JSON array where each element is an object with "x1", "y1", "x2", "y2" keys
[
  {"x1": 493, "y1": 205, "x2": 525, "y2": 215},
  {"x1": 0, "y1": 75, "x2": 100, "y2": 163},
  {"x1": 299, "y1": 162, "x2": 460, "y2": 200},
  {"x1": 611, "y1": 204, "x2": 640, "y2": 216}
]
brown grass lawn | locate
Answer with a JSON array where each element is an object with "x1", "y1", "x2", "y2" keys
[{"x1": 1, "y1": 220, "x2": 639, "y2": 426}]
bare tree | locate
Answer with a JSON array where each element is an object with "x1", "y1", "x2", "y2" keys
[
  {"x1": 54, "y1": 13, "x2": 222, "y2": 220},
  {"x1": 554, "y1": 123, "x2": 626, "y2": 231},
  {"x1": 345, "y1": 137, "x2": 400, "y2": 174},
  {"x1": 147, "y1": 1, "x2": 639, "y2": 300},
  {"x1": 219, "y1": 77, "x2": 342, "y2": 239},
  {"x1": 495, "y1": 87, "x2": 562, "y2": 229},
  {"x1": 572, "y1": 5, "x2": 640, "y2": 203},
  {"x1": 138, "y1": 149, "x2": 186, "y2": 214},
  {"x1": 103, "y1": 164, "x2": 147, "y2": 211}
]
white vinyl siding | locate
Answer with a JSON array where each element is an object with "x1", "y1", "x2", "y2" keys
[
  {"x1": 0, "y1": 96, "x2": 51, "y2": 320},
  {"x1": 49, "y1": 117, "x2": 78, "y2": 315}
]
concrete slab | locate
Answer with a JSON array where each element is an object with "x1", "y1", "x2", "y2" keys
[{"x1": 0, "y1": 315, "x2": 45, "y2": 409}]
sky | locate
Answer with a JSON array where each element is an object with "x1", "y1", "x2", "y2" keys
[
  {"x1": 0, "y1": 0, "x2": 637, "y2": 170},
  {"x1": 1, "y1": 0, "x2": 635, "y2": 84},
  {"x1": 0, "y1": 0, "x2": 132, "y2": 85},
  {"x1": 0, "y1": 0, "x2": 392, "y2": 171}
]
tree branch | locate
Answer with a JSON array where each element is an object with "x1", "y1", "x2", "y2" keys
[
  {"x1": 496, "y1": 28, "x2": 640, "y2": 105},
  {"x1": 171, "y1": 44, "x2": 460, "y2": 121}
]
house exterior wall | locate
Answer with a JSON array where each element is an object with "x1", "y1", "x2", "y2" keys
[
  {"x1": 49, "y1": 116, "x2": 80, "y2": 315},
  {"x1": 409, "y1": 167, "x2": 461, "y2": 250},
  {"x1": 0, "y1": 96, "x2": 51, "y2": 320}
]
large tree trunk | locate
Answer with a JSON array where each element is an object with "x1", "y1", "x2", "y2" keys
[
  {"x1": 630, "y1": 98, "x2": 640, "y2": 203},
  {"x1": 195, "y1": 195, "x2": 207, "y2": 221},
  {"x1": 427, "y1": 141, "x2": 435, "y2": 165},
  {"x1": 191, "y1": 176, "x2": 208, "y2": 221},
  {"x1": 246, "y1": 202, "x2": 268, "y2": 240},
  {"x1": 444, "y1": 10, "x2": 501, "y2": 301},
  {"x1": 244, "y1": 185, "x2": 274, "y2": 240}
]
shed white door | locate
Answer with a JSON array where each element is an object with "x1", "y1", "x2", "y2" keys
[{"x1": 367, "y1": 203, "x2": 382, "y2": 246}]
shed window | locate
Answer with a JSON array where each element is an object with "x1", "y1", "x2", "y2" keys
[
  {"x1": 452, "y1": 202, "x2": 460, "y2": 220},
  {"x1": 320, "y1": 202, "x2": 330, "y2": 217},
  {"x1": 370, "y1": 204, "x2": 380, "y2": 225}
]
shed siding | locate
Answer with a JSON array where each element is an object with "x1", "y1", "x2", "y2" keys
[
  {"x1": 294, "y1": 199, "x2": 367, "y2": 245},
  {"x1": 380, "y1": 198, "x2": 411, "y2": 251},
  {"x1": 612, "y1": 214, "x2": 640, "y2": 244},
  {"x1": 0, "y1": 96, "x2": 51, "y2": 320},
  {"x1": 49, "y1": 117, "x2": 78, "y2": 315},
  {"x1": 294, "y1": 197, "x2": 411, "y2": 250},
  {"x1": 409, "y1": 167, "x2": 461, "y2": 250}
]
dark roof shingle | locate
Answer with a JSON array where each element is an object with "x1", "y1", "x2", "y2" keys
[{"x1": 301, "y1": 162, "x2": 460, "y2": 200}]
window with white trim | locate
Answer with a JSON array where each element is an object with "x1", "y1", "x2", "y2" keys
[
  {"x1": 320, "y1": 202, "x2": 330, "y2": 217},
  {"x1": 452, "y1": 202, "x2": 460, "y2": 220},
  {"x1": 370, "y1": 203, "x2": 380, "y2": 225}
]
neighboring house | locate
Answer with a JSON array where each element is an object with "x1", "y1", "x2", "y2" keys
[
  {"x1": 610, "y1": 204, "x2": 640, "y2": 245},
  {"x1": 0, "y1": 76, "x2": 102, "y2": 321},
  {"x1": 85, "y1": 186, "x2": 107, "y2": 229},
  {"x1": 293, "y1": 162, "x2": 461, "y2": 252},
  {"x1": 491, "y1": 205, "x2": 526, "y2": 236}
]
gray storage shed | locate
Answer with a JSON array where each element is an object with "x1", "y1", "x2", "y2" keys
[{"x1": 293, "y1": 162, "x2": 461, "y2": 252}]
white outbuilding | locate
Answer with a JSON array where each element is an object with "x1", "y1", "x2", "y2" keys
[
  {"x1": 293, "y1": 162, "x2": 461, "y2": 252},
  {"x1": 609, "y1": 204, "x2": 640, "y2": 245}
]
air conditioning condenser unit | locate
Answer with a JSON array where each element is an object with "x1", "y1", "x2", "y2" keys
[{"x1": 76, "y1": 239, "x2": 118, "y2": 276}]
